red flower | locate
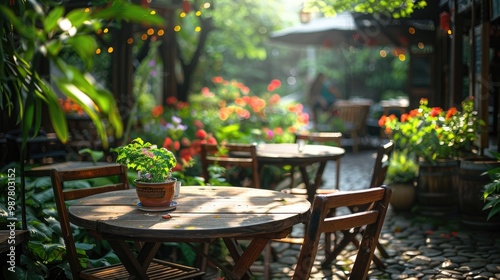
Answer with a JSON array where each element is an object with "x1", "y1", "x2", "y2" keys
[
  {"x1": 409, "y1": 109, "x2": 419, "y2": 117},
  {"x1": 166, "y1": 96, "x2": 177, "y2": 105},
  {"x1": 163, "y1": 137, "x2": 172, "y2": 149},
  {"x1": 212, "y1": 76, "x2": 224, "y2": 83},
  {"x1": 378, "y1": 115, "x2": 389, "y2": 127},
  {"x1": 446, "y1": 107, "x2": 457, "y2": 120},
  {"x1": 270, "y1": 79, "x2": 281, "y2": 88},
  {"x1": 152, "y1": 105, "x2": 164, "y2": 118},
  {"x1": 207, "y1": 136, "x2": 217, "y2": 144},
  {"x1": 196, "y1": 129, "x2": 207, "y2": 139},
  {"x1": 430, "y1": 107, "x2": 442, "y2": 117}
]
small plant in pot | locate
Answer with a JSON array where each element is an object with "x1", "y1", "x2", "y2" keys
[
  {"x1": 483, "y1": 151, "x2": 500, "y2": 222},
  {"x1": 386, "y1": 150, "x2": 418, "y2": 212},
  {"x1": 112, "y1": 137, "x2": 177, "y2": 207}
]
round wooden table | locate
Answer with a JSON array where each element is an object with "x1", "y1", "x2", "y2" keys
[
  {"x1": 68, "y1": 186, "x2": 310, "y2": 280},
  {"x1": 256, "y1": 143, "x2": 345, "y2": 202}
]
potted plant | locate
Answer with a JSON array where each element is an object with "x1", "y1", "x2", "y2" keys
[
  {"x1": 386, "y1": 150, "x2": 418, "y2": 212},
  {"x1": 479, "y1": 151, "x2": 500, "y2": 228},
  {"x1": 379, "y1": 97, "x2": 484, "y2": 213},
  {"x1": 112, "y1": 137, "x2": 178, "y2": 207}
]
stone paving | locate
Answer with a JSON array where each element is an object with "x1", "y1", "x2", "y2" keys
[{"x1": 262, "y1": 146, "x2": 500, "y2": 280}]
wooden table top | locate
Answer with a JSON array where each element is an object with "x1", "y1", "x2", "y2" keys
[
  {"x1": 256, "y1": 143, "x2": 344, "y2": 165},
  {"x1": 68, "y1": 186, "x2": 311, "y2": 240},
  {"x1": 24, "y1": 161, "x2": 120, "y2": 177}
]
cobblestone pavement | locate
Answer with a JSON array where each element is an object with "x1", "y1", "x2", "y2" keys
[{"x1": 262, "y1": 145, "x2": 500, "y2": 280}]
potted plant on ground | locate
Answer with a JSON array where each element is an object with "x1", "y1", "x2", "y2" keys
[
  {"x1": 479, "y1": 151, "x2": 500, "y2": 228},
  {"x1": 386, "y1": 150, "x2": 418, "y2": 212},
  {"x1": 112, "y1": 137, "x2": 177, "y2": 207},
  {"x1": 379, "y1": 97, "x2": 484, "y2": 214}
]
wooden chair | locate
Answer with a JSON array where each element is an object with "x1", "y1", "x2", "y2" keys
[
  {"x1": 200, "y1": 143, "x2": 260, "y2": 188},
  {"x1": 332, "y1": 100, "x2": 372, "y2": 154},
  {"x1": 293, "y1": 131, "x2": 342, "y2": 190},
  {"x1": 292, "y1": 186, "x2": 392, "y2": 280},
  {"x1": 322, "y1": 140, "x2": 394, "y2": 269},
  {"x1": 49, "y1": 163, "x2": 205, "y2": 280}
]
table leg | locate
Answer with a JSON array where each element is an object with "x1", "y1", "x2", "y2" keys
[
  {"x1": 298, "y1": 161, "x2": 327, "y2": 202},
  {"x1": 223, "y1": 237, "x2": 269, "y2": 280},
  {"x1": 107, "y1": 240, "x2": 160, "y2": 280}
]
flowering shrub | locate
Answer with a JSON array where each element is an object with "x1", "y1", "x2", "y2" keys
[
  {"x1": 378, "y1": 97, "x2": 484, "y2": 163},
  {"x1": 132, "y1": 77, "x2": 310, "y2": 185},
  {"x1": 190, "y1": 76, "x2": 310, "y2": 143}
]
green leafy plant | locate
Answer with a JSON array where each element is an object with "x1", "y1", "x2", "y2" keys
[
  {"x1": 386, "y1": 150, "x2": 418, "y2": 184},
  {"x1": 1, "y1": 0, "x2": 164, "y2": 150},
  {"x1": 112, "y1": 137, "x2": 177, "y2": 183},
  {"x1": 379, "y1": 97, "x2": 484, "y2": 163},
  {"x1": 483, "y1": 151, "x2": 500, "y2": 221}
]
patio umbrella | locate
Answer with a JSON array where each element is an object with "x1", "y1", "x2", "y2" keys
[
  {"x1": 269, "y1": 12, "x2": 402, "y2": 48},
  {"x1": 270, "y1": 13, "x2": 357, "y2": 47}
]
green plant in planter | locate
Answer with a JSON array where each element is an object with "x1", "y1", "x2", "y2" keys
[
  {"x1": 483, "y1": 151, "x2": 500, "y2": 221},
  {"x1": 111, "y1": 137, "x2": 177, "y2": 183},
  {"x1": 386, "y1": 150, "x2": 418, "y2": 184}
]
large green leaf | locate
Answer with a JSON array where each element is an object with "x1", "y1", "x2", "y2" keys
[
  {"x1": 66, "y1": 35, "x2": 97, "y2": 69},
  {"x1": 92, "y1": 2, "x2": 165, "y2": 26},
  {"x1": 66, "y1": 8, "x2": 92, "y2": 28},
  {"x1": 43, "y1": 6, "x2": 64, "y2": 34}
]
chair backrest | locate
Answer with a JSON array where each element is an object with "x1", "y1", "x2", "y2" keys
[
  {"x1": 295, "y1": 131, "x2": 342, "y2": 147},
  {"x1": 50, "y1": 163, "x2": 129, "y2": 280},
  {"x1": 333, "y1": 101, "x2": 372, "y2": 131},
  {"x1": 293, "y1": 186, "x2": 392, "y2": 279},
  {"x1": 369, "y1": 141, "x2": 394, "y2": 188},
  {"x1": 200, "y1": 143, "x2": 260, "y2": 188}
]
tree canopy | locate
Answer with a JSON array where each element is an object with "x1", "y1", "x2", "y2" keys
[{"x1": 305, "y1": 0, "x2": 427, "y2": 18}]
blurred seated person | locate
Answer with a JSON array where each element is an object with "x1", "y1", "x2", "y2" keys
[{"x1": 309, "y1": 73, "x2": 341, "y2": 122}]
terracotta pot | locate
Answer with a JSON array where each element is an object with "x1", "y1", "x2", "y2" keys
[
  {"x1": 389, "y1": 182, "x2": 416, "y2": 212},
  {"x1": 134, "y1": 179, "x2": 176, "y2": 207}
]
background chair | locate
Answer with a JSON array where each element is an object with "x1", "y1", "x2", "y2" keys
[
  {"x1": 293, "y1": 186, "x2": 392, "y2": 280},
  {"x1": 49, "y1": 163, "x2": 204, "y2": 280},
  {"x1": 201, "y1": 143, "x2": 260, "y2": 188},
  {"x1": 322, "y1": 140, "x2": 394, "y2": 269},
  {"x1": 331, "y1": 100, "x2": 372, "y2": 154}
]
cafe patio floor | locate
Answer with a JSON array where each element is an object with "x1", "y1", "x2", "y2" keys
[{"x1": 239, "y1": 140, "x2": 500, "y2": 280}]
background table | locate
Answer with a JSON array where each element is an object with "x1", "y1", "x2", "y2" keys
[
  {"x1": 68, "y1": 186, "x2": 310, "y2": 279},
  {"x1": 256, "y1": 143, "x2": 345, "y2": 202}
]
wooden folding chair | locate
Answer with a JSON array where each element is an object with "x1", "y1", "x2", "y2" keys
[
  {"x1": 292, "y1": 186, "x2": 392, "y2": 280},
  {"x1": 200, "y1": 143, "x2": 260, "y2": 188},
  {"x1": 322, "y1": 140, "x2": 394, "y2": 269},
  {"x1": 48, "y1": 163, "x2": 204, "y2": 280}
]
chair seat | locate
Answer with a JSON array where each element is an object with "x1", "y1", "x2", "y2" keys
[
  {"x1": 283, "y1": 188, "x2": 337, "y2": 195},
  {"x1": 81, "y1": 258, "x2": 205, "y2": 280}
]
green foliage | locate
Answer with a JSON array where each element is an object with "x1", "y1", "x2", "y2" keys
[
  {"x1": 304, "y1": 0, "x2": 427, "y2": 18},
  {"x1": 483, "y1": 151, "x2": 500, "y2": 221},
  {"x1": 1, "y1": 0, "x2": 164, "y2": 149},
  {"x1": 0, "y1": 163, "x2": 122, "y2": 279},
  {"x1": 386, "y1": 150, "x2": 418, "y2": 184},
  {"x1": 112, "y1": 137, "x2": 177, "y2": 183}
]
